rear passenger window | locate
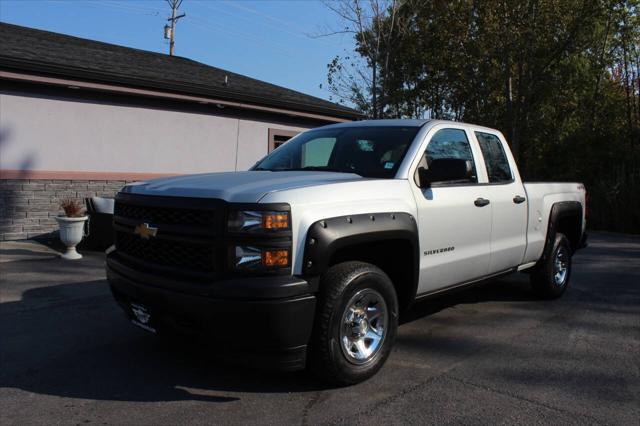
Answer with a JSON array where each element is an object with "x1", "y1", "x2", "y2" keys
[{"x1": 475, "y1": 132, "x2": 513, "y2": 183}]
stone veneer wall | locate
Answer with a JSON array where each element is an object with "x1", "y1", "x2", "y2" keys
[{"x1": 0, "y1": 179, "x2": 128, "y2": 241}]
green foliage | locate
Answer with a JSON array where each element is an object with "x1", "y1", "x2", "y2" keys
[{"x1": 327, "y1": 0, "x2": 640, "y2": 233}]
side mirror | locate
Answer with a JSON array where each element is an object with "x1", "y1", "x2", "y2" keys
[
  {"x1": 416, "y1": 167, "x2": 432, "y2": 188},
  {"x1": 416, "y1": 159, "x2": 475, "y2": 187}
]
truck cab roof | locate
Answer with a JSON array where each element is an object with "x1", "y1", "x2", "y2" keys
[
  {"x1": 320, "y1": 119, "x2": 505, "y2": 136},
  {"x1": 321, "y1": 119, "x2": 432, "y2": 129}
]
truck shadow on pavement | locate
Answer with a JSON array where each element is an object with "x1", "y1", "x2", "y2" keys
[
  {"x1": 401, "y1": 274, "x2": 536, "y2": 324},
  {"x1": 0, "y1": 276, "x2": 535, "y2": 403},
  {"x1": 0, "y1": 278, "x2": 328, "y2": 404}
]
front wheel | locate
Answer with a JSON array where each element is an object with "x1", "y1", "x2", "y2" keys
[
  {"x1": 308, "y1": 261, "x2": 398, "y2": 385},
  {"x1": 530, "y1": 232, "x2": 572, "y2": 299}
]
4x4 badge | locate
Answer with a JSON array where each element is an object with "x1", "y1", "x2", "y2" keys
[{"x1": 134, "y1": 223, "x2": 158, "y2": 239}]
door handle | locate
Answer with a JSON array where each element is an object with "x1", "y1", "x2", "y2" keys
[
  {"x1": 474, "y1": 198, "x2": 490, "y2": 207},
  {"x1": 513, "y1": 195, "x2": 526, "y2": 204}
]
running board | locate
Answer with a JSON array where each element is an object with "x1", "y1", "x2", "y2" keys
[{"x1": 413, "y1": 268, "x2": 518, "y2": 302}]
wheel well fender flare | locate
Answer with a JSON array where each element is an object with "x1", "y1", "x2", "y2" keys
[
  {"x1": 541, "y1": 201, "x2": 583, "y2": 262},
  {"x1": 302, "y1": 212, "x2": 419, "y2": 295}
]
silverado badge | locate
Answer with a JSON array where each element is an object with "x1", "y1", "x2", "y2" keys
[{"x1": 134, "y1": 223, "x2": 158, "y2": 239}]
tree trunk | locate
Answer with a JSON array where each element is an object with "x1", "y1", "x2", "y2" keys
[
  {"x1": 590, "y1": 8, "x2": 612, "y2": 128},
  {"x1": 371, "y1": 58, "x2": 378, "y2": 119},
  {"x1": 621, "y1": 14, "x2": 634, "y2": 135},
  {"x1": 504, "y1": 51, "x2": 517, "y2": 161}
]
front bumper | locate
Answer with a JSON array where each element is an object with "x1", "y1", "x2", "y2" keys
[{"x1": 106, "y1": 254, "x2": 316, "y2": 371}]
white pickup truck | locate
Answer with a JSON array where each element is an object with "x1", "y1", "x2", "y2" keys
[{"x1": 107, "y1": 119, "x2": 587, "y2": 385}]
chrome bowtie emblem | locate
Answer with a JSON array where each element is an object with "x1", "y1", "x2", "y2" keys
[{"x1": 134, "y1": 223, "x2": 158, "y2": 239}]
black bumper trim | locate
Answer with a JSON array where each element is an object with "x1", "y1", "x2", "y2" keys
[{"x1": 106, "y1": 259, "x2": 316, "y2": 371}]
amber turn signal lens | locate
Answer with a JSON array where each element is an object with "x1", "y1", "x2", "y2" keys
[
  {"x1": 262, "y1": 212, "x2": 289, "y2": 230},
  {"x1": 262, "y1": 249, "x2": 289, "y2": 267}
]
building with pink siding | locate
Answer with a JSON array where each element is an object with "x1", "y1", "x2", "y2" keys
[{"x1": 0, "y1": 23, "x2": 359, "y2": 240}]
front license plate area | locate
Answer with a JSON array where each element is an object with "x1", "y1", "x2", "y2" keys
[{"x1": 130, "y1": 303, "x2": 156, "y2": 333}]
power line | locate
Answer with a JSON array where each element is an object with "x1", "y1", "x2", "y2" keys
[
  {"x1": 221, "y1": 0, "x2": 311, "y2": 36},
  {"x1": 101, "y1": 1, "x2": 162, "y2": 15},
  {"x1": 77, "y1": 0, "x2": 162, "y2": 16},
  {"x1": 186, "y1": 15, "x2": 300, "y2": 58},
  {"x1": 192, "y1": 0, "x2": 328, "y2": 45}
]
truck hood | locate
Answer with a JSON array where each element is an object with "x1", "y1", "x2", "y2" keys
[{"x1": 121, "y1": 171, "x2": 363, "y2": 203}]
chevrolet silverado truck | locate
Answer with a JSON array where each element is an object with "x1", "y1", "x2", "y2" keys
[{"x1": 107, "y1": 119, "x2": 587, "y2": 385}]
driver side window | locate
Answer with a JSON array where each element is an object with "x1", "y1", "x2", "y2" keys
[{"x1": 418, "y1": 129, "x2": 477, "y2": 185}]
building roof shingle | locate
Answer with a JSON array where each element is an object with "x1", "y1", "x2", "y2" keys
[{"x1": 0, "y1": 22, "x2": 361, "y2": 120}]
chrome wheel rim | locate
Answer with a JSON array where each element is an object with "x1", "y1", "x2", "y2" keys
[
  {"x1": 340, "y1": 288, "x2": 388, "y2": 365},
  {"x1": 553, "y1": 246, "x2": 569, "y2": 287}
]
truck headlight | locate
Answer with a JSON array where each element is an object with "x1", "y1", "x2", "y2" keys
[
  {"x1": 233, "y1": 246, "x2": 290, "y2": 270},
  {"x1": 227, "y1": 210, "x2": 290, "y2": 232}
]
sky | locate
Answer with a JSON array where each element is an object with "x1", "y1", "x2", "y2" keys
[{"x1": 0, "y1": 0, "x2": 356, "y2": 102}]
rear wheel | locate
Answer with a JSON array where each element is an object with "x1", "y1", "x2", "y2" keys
[
  {"x1": 309, "y1": 261, "x2": 398, "y2": 385},
  {"x1": 531, "y1": 233, "x2": 572, "y2": 299}
]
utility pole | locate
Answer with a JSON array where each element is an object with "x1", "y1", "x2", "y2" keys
[{"x1": 164, "y1": 0, "x2": 185, "y2": 56}]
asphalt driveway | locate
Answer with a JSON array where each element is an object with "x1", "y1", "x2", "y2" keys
[{"x1": 1, "y1": 232, "x2": 638, "y2": 425}]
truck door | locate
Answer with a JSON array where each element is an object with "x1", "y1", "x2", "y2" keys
[
  {"x1": 473, "y1": 131, "x2": 527, "y2": 273},
  {"x1": 410, "y1": 127, "x2": 492, "y2": 294}
]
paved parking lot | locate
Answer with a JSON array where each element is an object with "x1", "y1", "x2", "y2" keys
[{"x1": 1, "y1": 233, "x2": 639, "y2": 425}]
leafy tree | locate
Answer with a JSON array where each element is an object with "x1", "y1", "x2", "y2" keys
[
  {"x1": 323, "y1": 0, "x2": 409, "y2": 117},
  {"x1": 326, "y1": 0, "x2": 640, "y2": 233}
]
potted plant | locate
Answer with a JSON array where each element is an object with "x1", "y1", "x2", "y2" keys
[{"x1": 55, "y1": 199, "x2": 88, "y2": 260}]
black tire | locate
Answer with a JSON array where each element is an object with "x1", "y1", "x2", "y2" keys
[
  {"x1": 530, "y1": 232, "x2": 572, "y2": 299},
  {"x1": 308, "y1": 261, "x2": 398, "y2": 386}
]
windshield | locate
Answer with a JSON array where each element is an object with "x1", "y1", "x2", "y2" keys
[{"x1": 253, "y1": 126, "x2": 421, "y2": 179}]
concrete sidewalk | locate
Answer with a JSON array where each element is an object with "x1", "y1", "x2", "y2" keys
[{"x1": 0, "y1": 240, "x2": 60, "y2": 263}]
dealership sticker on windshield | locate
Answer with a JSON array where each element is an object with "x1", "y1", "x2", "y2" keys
[{"x1": 384, "y1": 162, "x2": 394, "y2": 169}]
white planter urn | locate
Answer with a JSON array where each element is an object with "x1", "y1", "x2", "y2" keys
[{"x1": 55, "y1": 216, "x2": 88, "y2": 260}]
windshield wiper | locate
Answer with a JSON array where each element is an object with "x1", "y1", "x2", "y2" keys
[
  {"x1": 253, "y1": 166, "x2": 362, "y2": 176},
  {"x1": 275, "y1": 167, "x2": 362, "y2": 176}
]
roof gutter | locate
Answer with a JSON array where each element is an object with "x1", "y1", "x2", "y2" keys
[{"x1": 0, "y1": 58, "x2": 362, "y2": 122}]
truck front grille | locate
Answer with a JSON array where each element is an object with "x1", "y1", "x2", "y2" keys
[
  {"x1": 115, "y1": 232, "x2": 215, "y2": 272},
  {"x1": 114, "y1": 203, "x2": 215, "y2": 227},
  {"x1": 113, "y1": 194, "x2": 224, "y2": 278}
]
